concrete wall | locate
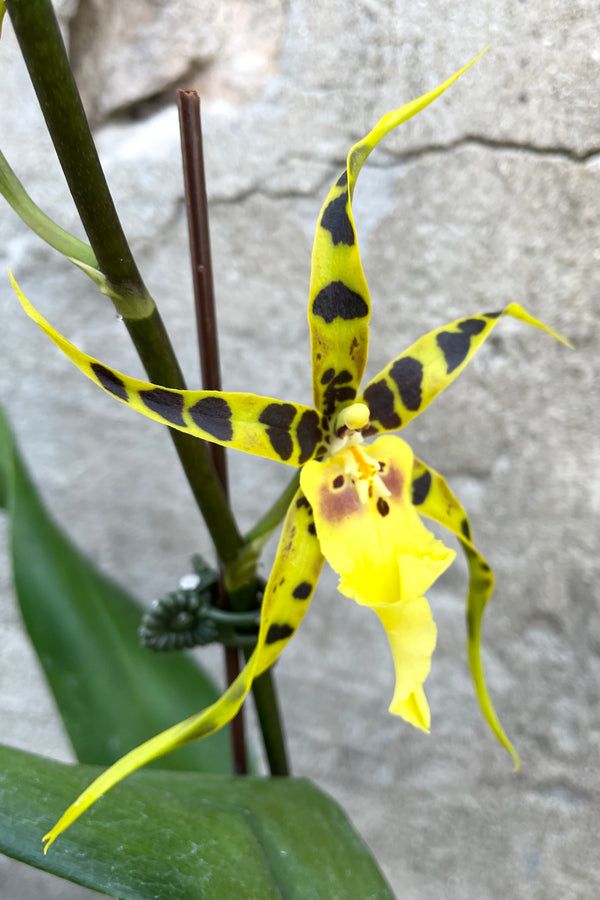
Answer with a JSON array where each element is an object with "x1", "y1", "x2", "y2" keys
[{"x1": 1, "y1": 1, "x2": 598, "y2": 897}]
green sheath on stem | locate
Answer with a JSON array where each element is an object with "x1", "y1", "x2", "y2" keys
[{"x1": 0, "y1": 150, "x2": 97, "y2": 267}]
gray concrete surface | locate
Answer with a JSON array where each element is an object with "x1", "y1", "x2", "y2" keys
[{"x1": 1, "y1": 1, "x2": 599, "y2": 897}]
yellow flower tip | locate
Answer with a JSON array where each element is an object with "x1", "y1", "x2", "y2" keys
[
  {"x1": 390, "y1": 686, "x2": 431, "y2": 732},
  {"x1": 42, "y1": 831, "x2": 56, "y2": 855}
]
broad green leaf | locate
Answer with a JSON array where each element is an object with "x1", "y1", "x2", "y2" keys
[
  {"x1": 0, "y1": 744, "x2": 395, "y2": 900},
  {"x1": 0, "y1": 403, "x2": 231, "y2": 773}
]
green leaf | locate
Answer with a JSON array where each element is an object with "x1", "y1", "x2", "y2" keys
[
  {"x1": 0, "y1": 403, "x2": 231, "y2": 773},
  {"x1": 0, "y1": 744, "x2": 394, "y2": 900}
]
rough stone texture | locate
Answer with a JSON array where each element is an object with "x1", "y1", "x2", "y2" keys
[{"x1": 0, "y1": 1, "x2": 599, "y2": 897}]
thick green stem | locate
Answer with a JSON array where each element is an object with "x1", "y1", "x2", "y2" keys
[
  {"x1": 5, "y1": 0, "x2": 244, "y2": 566},
  {"x1": 247, "y1": 658, "x2": 290, "y2": 776}
]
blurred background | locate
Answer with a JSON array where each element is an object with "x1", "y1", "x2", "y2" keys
[{"x1": 1, "y1": 1, "x2": 599, "y2": 897}]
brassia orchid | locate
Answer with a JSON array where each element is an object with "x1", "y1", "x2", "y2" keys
[{"x1": 11, "y1": 52, "x2": 570, "y2": 851}]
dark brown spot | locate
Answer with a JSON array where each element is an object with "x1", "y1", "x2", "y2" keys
[
  {"x1": 296, "y1": 495, "x2": 309, "y2": 509},
  {"x1": 322, "y1": 369, "x2": 357, "y2": 416},
  {"x1": 436, "y1": 318, "x2": 487, "y2": 374},
  {"x1": 362, "y1": 381, "x2": 401, "y2": 431},
  {"x1": 390, "y1": 357, "x2": 423, "y2": 412},
  {"x1": 139, "y1": 388, "x2": 185, "y2": 427},
  {"x1": 461, "y1": 518, "x2": 472, "y2": 541},
  {"x1": 321, "y1": 368, "x2": 335, "y2": 385},
  {"x1": 91, "y1": 363, "x2": 129, "y2": 401},
  {"x1": 292, "y1": 581, "x2": 312, "y2": 600},
  {"x1": 258, "y1": 402, "x2": 296, "y2": 460},
  {"x1": 266, "y1": 623, "x2": 295, "y2": 644},
  {"x1": 297, "y1": 409, "x2": 322, "y2": 464},
  {"x1": 308, "y1": 522, "x2": 317, "y2": 535},
  {"x1": 321, "y1": 191, "x2": 355, "y2": 246},
  {"x1": 312, "y1": 281, "x2": 368, "y2": 324},
  {"x1": 411, "y1": 470, "x2": 432, "y2": 506},
  {"x1": 377, "y1": 497, "x2": 390, "y2": 517},
  {"x1": 332, "y1": 475, "x2": 344, "y2": 489},
  {"x1": 188, "y1": 396, "x2": 233, "y2": 441}
]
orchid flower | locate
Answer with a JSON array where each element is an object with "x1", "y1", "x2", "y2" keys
[{"x1": 11, "y1": 53, "x2": 569, "y2": 851}]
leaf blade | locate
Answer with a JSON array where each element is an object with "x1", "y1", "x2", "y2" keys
[
  {"x1": 0, "y1": 402, "x2": 231, "y2": 773},
  {"x1": 0, "y1": 744, "x2": 395, "y2": 900}
]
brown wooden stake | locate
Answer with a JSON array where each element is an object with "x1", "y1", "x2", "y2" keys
[{"x1": 177, "y1": 89, "x2": 247, "y2": 775}]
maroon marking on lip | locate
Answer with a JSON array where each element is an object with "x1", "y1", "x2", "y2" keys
[{"x1": 319, "y1": 482, "x2": 361, "y2": 522}]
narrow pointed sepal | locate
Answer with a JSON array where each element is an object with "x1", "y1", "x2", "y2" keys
[
  {"x1": 410, "y1": 455, "x2": 520, "y2": 769},
  {"x1": 300, "y1": 435, "x2": 454, "y2": 728},
  {"x1": 11, "y1": 273, "x2": 324, "y2": 466},
  {"x1": 360, "y1": 303, "x2": 572, "y2": 437},
  {"x1": 309, "y1": 51, "x2": 488, "y2": 416},
  {"x1": 42, "y1": 488, "x2": 323, "y2": 851}
]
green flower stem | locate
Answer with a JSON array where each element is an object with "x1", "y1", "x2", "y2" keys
[
  {"x1": 5, "y1": 0, "x2": 244, "y2": 567},
  {"x1": 245, "y1": 471, "x2": 302, "y2": 547},
  {"x1": 0, "y1": 150, "x2": 97, "y2": 267},
  {"x1": 247, "y1": 661, "x2": 290, "y2": 776}
]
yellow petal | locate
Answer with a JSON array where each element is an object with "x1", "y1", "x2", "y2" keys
[
  {"x1": 410, "y1": 455, "x2": 520, "y2": 768},
  {"x1": 309, "y1": 50, "x2": 489, "y2": 415},
  {"x1": 10, "y1": 272, "x2": 323, "y2": 466},
  {"x1": 375, "y1": 597, "x2": 436, "y2": 731},
  {"x1": 360, "y1": 303, "x2": 572, "y2": 438},
  {"x1": 300, "y1": 435, "x2": 454, "y2": 726}
]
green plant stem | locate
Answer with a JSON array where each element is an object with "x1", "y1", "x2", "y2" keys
[
  {"x1": 5, "y1": 0, "x2": 243, "y2": 567},
  {"x1": 245, "y1": 471, "x2": 301, "y2": 546},
  {"x1": 0, "y1": 150, "x2": 97, "y2": 267},
  {"x1": 248, "y1": 662, "x2": 290, "y2": 776}
]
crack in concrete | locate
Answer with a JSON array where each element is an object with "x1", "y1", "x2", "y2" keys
[
  {"x1": 208, "y1": 134, "x2": 600, "y2": 206},
  {"x1": 371, "y1": 134, "x2": 600, "y2": 166}
]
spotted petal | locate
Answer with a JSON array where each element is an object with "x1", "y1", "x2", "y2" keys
[
  {"x1": 360, "y1": 303, "x2": 571, "y2": 435},
  {"x1": 42, "y1": 488, "x2": 323, "y2": 851},
  {"x1": 309, "y1": 52, "x2": 487, "y2": 417},
  {"x1": 410, "y1": 456, "x2": 520, "y2": 768},
  {"x1": 300, "y1": 435, "x2": 455, "y2": 730},
  {"x1": 11, "y1": 274, "x2": 324, "y2": 466}
]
